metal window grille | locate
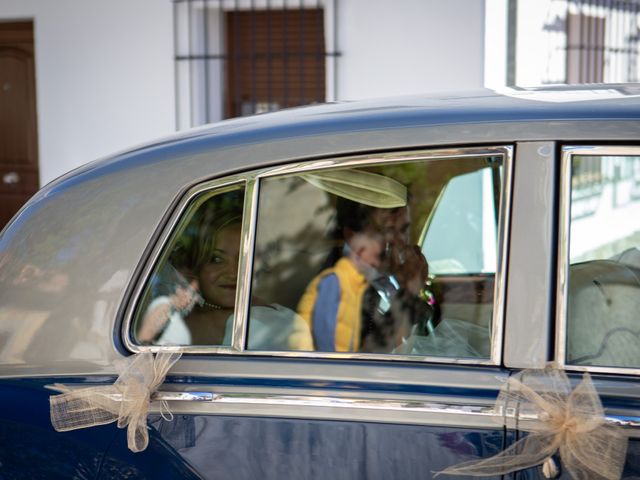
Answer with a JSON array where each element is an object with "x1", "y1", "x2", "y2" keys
[
  {"x1": 514, "y1": 0, "x2": 640, "y2": 84},
  {"x1": 173, "y1": 0, "x2": 339, "y2": 129},
  {"x1": 564, "y1": 0, "x2": 640, "y2": 83}
]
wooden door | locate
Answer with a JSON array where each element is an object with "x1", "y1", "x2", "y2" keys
[{"x1": 0, "y1": 21, "x2": 39, "y2": 229}]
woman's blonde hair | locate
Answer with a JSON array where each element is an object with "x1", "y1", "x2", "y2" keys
[{"x1": 171, "y1": 191, "x2": 243, "y2": 275}]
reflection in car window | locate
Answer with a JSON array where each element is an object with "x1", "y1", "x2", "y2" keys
[
  {"x1": 133, "y1": 186, "x2": 246, "y2": 346},
  {"x1": 567, "y1": 155, "x2": 640, "y2": 368},
  {"x1": 422, "y1": 167, "x2": 499, "y2": 275},
  {"x1": 250, "y1": 155, "x2": 503, "y2": 358}
]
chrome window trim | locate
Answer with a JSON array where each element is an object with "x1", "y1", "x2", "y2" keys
[
  {"x1": 556, "y1": 145, "x2": 640, "y2": 376},
  {"x1": 231, "y1": 178, "x2": 259, "y2": 352},
  {"x1": 123, "y1": 175, "x2": 251, "y2": 354},
  {"x1": 124, "y1": 145, "x2": 513, "y2": 366}
]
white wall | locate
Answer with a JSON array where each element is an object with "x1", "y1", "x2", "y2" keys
[
  {"x1": 484, "y1": 0, "x2": 507, "y2": 88},
  {"x1": 0, "y1": 0, "x2": 175, "y2": 185},
  {"x1": 515, "y1": 0, "x2": 565, "y2": 86},
  {"x1": 335, "y1": 0, "x2": 485, "y2": 100},
  {"x1": 0, "y1": 0, "x2": 489, "y2": 182}
]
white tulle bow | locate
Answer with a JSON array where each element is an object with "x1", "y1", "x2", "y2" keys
[
  {"x1": 438, "y1": 365, "x2": 628, "y2": 479},
  {"x1": 50, "y1": 351, "x2": 181, "y2": 452}
]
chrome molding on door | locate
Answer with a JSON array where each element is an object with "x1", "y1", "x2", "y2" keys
[{"x1": 147, "y1": 391, "x2": 640, "y2": 431}]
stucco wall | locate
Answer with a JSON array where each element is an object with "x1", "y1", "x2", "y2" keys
[
  {"x1": 0, "y1": 0, "x2": 175, "y2": 185},
  {"x1": 335, "y1": 0, "x2": 486, "y2": 100},
  {"x1": 0, "y1": 0, "x2": 487, "y2": 184}
]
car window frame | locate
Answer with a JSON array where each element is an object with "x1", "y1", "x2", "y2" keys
[
  {"x1": 123, "y1": 145, "x2": 513, "y2": 366},
  {"x1": 556, "y1": 144, "x2": 640, "y2": 375}
]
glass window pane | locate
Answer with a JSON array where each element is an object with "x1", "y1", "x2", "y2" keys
[
  {"x1": 422, "y1": 167, "x2": 499, "y2": 275},
  {"x1": 566, "y1": 155, "x2": 640, "y2": 368},
  {"x1": 132, "y1": 185, "x2": 245, "y2": 346},
  {"x1": 250, "y1": 155, "x2": 503, "y2": 358}
]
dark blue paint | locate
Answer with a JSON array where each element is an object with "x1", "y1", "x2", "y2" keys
[
  {"x1": 142, "y1": 414, "x2": 504, "y2": 480},
  {"x1": 0, "y1": 380, "x2": 116, "y2": 480},
  {"x1": 0, "y1": 374, "x2": 504, "y2": 479}
]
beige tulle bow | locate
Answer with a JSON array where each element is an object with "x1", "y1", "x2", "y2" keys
[
  {"x1": 49, "y1": 351, "x2": 182, "y2": 453},
  {"x1": 438, "y1": 365, "x2": 628, "y2": 479}
]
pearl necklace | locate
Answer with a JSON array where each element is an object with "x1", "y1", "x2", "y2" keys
[{"x1": 202, "y1": 300, "x2": 222, "y2": 310}]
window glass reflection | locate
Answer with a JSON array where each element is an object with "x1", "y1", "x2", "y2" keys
[
  {"x1": 251, "y1": 156, "x2": 503, "y2": 358},
  {"x1": 134, "y1": 187, "x2": 245, "y2": 346},
  {"x1": 567, "y1": 155, "x2": 640, "y2": 368}
]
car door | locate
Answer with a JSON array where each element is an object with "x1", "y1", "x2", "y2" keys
[
  {"x1": 507, "y1": 145, "x2": 640, "y2": 479},
  {"x1": 101, "y1": 146, "x2": 516, "y2": 479}
]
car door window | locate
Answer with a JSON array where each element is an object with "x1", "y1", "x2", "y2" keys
[
  {"x1": 128, "y1": 148, "x2": 509, "y2": 362},
  {"x1": 132, "y1": 185, "x2": 245, "y2": 346},
  {"x1": 563, "y1": 150, "x2": 640, "y2": 368},
  {"x1": 249, "y1": 151, "x2": 507, "y2": 359}
]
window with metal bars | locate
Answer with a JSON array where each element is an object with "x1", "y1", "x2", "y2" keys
[
  {"x1": 566, "y1": 11, "x2": 606, "y2": 83},
  {"x1": 512, "y1": 0, "x2": 640, "y2": 85},
  {"x1": 173, "y1": 0, "x2": 337, "y2": 129}
]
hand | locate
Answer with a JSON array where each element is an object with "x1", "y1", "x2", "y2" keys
[
  {"x1": 169, "y1": 280, "x2": 199, "y2": 311},
  {"x1": 389, "y1": 244, "x2": 428, "y2": 295}
]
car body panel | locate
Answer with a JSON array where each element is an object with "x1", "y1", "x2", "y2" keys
[
  {"x1": 504, "y1": 141, "x2": 557, "y2": 369},
  {"x1": 3, "y1": 88, "x2": 640, "y2": 374},
  {"x1": 1, "y1": 86, "x2": 640, "y2": 478}
]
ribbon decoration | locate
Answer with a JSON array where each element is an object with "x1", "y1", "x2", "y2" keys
[
  {"x1": 50, "y1": 351, "x2": 182, "y2": 453},
  {"x1": 438, "y1": 365, "x2": 628, "y2": 479}
]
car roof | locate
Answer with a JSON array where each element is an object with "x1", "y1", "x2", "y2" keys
[
  {"x1": 143, "y1": 83, "x2": 640, "y2": 146},
  {"x1": 52, "y1": 84, "x2": 640, "y2": 188}
]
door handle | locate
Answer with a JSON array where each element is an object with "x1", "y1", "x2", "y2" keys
[{"x1": 3, "y1": 172, "x2": 19, "y2": 185}]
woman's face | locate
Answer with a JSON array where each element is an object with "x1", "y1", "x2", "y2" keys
[{"x1": 197, "y1": 224, "x2": 241, "y2": 308}]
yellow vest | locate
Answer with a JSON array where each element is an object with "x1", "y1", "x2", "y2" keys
[{"x1": 297, "y1": 257, "x2": 368, "y2": 352}]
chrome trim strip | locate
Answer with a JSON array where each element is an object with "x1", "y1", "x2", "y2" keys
[
  {"x1": 124, "y1": 145, "x2": 512, "y2": 364},
  {"x1": 492, "y1": 146, "x2": 513, "y2": 366},
  {"x1": 607, "y1": 415, "x2": 640, "y2": 429},
  {"x1": 555, "y1": 147, "x2": 573, "y2": 368},
  {"x1": 125, "y1": 390, "x2": 640, "y2": 430},
  {"x1": 556, "y1": 145, "x2": 640, "y2": 376},
  {"x1": 152, "y1": 391, "x2": 214, "y2": 402},
  {"x1": 201, "y1": 393, "x2": 499, "y2": 417},
  {"x1": 122, "y1": 176, "x2": 249, "y2": 354},
  {"x1": 256, "y1": 148, "x2": 509, "y2": 179},
  {"x1": 146, "y1": 391, "x2": 499, "y2": 418},
  {"x1": 232, "y1": 179, "x2": 260, "y2": 352}
]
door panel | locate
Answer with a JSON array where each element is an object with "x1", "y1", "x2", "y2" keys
[
  {"x1": 95, "y1": 362, "x2": 512, "y2": 479},
  {"x1": 510, "y1": 374, "x2": 640, "y2": 479},
  {"x1": 551, "y1": 147, "x2": 640, "y2": 477},
  {"x1": 0, "y1": 378, "x2": 115, "y2": 479},
  {"x1": 145, "y1": 415, "x2": 504, "y2": 480}
]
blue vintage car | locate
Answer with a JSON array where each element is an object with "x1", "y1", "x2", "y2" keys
[{"x1": 0, "y1": 85, "x2": 639, "y2": 479}]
